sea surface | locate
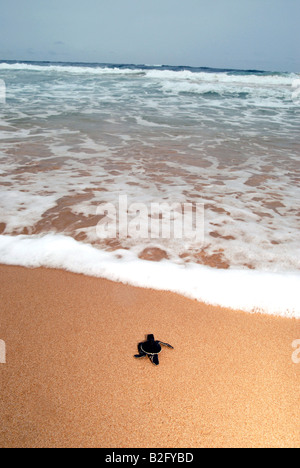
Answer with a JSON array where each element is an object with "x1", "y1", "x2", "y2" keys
[{"x1": 0, "y1": 61, "x2": 299, "y2": 317}]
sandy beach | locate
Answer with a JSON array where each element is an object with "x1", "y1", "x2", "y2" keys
[{"x1": 0, "y1": 264, "x2": 299, "y2": 448}]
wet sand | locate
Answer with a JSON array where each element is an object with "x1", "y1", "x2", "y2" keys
[{"x1": 0, "y1": 264, "x2": 299, "y2": 448}]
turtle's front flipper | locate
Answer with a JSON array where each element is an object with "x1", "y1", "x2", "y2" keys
[
  {"x1": 159, "y1": 341, "x2": 174, "y2": 349},
  {"x1": 134, "y1": 352, "x2": 146, "y2": 358},
  {"x1": 149, "y1": 354, "x2": 159, "y2": 366},
  {"x1": 134, "y1": 343, "x2": 147, "y2": 358}
]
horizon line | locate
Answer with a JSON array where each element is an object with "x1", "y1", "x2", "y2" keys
[{"x1": 0, "y1": 58, "x2": 293, "y2": 75}]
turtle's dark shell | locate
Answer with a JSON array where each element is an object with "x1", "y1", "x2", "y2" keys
[
  {"x1": 141, "y1": 340, "x2": 162, "y2": 355},
  {"x1": 134, "y1": 334, "x2": 173, "y2": 365}
]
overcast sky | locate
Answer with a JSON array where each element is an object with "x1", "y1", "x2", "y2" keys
[{"x1": 0, "y1": 0, "x2": 299, "y2": 72}]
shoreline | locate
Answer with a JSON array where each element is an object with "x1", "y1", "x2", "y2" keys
[
  {"x1": 0, "y1": 264, "x2": 299, "y2": 448},
  {"x1": 0, "y1": 234, "x2": 299, "y2": 319}
]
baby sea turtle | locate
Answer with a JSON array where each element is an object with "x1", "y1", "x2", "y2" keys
[{"x1": 134, "y1": 334, "x2": 174, "y2": 366}]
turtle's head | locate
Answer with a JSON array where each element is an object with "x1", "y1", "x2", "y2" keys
[{"x1": 147, "y1": 334, "x2": 155, "y2": 342}]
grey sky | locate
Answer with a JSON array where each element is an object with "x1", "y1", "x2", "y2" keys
[{"x1": 0, "y1": 0, "x2": 299, "y2": 72}]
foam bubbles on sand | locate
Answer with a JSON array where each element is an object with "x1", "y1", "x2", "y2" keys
[{"x1": 0, "y1": 191, "x2": 57, "y2": 233}]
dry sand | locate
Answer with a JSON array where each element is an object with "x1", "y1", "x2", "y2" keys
[{"x1": 0, "y1": 264, "x2": 299, "y2": 448}]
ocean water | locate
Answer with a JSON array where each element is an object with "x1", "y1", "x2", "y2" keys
[{"x1": 0, "y1": 61, "x2": 299, "y2": 317}]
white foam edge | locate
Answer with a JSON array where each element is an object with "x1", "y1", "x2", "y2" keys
[
  {"x1": 0, "y1": 234, "x2": 299, "y2": 318},
  {"x1": 0, "y1": 62, "x2": 296, "y2": 86}
]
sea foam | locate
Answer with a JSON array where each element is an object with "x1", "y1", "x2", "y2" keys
[
  {"x1": 0, "y1": 62, "x2": 297, "y2": 86},
  {"x1": 0, "y1": 62, "x2": 299, "y2": 319},
  {"x1": 0, "y1": 234, "x2": 299, "y2": 319}
]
